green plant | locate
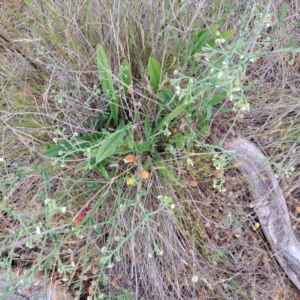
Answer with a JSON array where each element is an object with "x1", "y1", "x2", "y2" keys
[{"x1": 2, "y1": 1, "x2": 300, "y2": 299}]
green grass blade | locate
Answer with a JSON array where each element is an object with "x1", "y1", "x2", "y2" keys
[
  {"x1": 120, "y1": 60, "x2": 132, "y2": 96},
  {"x1": 145, "y1": 116, "x2": 151, "y2": 139},
  {"x1": 96, "y1": 44, "x2": 118, "y2": 124}
]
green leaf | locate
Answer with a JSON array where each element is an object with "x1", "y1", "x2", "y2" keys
[
  {"x1": 97, "y1": 44, "x2": 118, "y2": 124},
  {"x1": 97, "y1": 44, "x2": 114, "y2": 93},
  {"x1": 175, "y1": 134, "x2": 185, "y2": 150},
  {"x1": 157, "y1": 164, "x2": 177, "y2": 182},
  {"x1": 96, "y1": 129, "x2": 126, "y2": 164},
  {"x1": 119, "y1": 60, "x2": 132, "y2": 96},
  {"x1": 125, "y1": 127, "x2": 134, "y2": 149},
  {"x1": 96, "y1": 164, "x2": 109, "y2": 179},
  {"x1": 205, "y1": 92, "x2": 227, "y2": 107},
  {"x1": 205, "y1": 106, "x2": 212, "y2": 121},
  {"x1": 145, "y1": 116, "x2": 151, "y2": 139},
  {"x1": 148, "y1": 57, "x2": 164, "y2": 92},
  {"x1": 191, "y1": 25, "x2": 219, "y2": 55},
  {"x1": 135, "y1": 140, "x2": 157, "y2": 152},
  {"x1": 157, "y1": 86, "x2": 174, "y2": 104},
  {"x1": 43, "y1": 142, "x2": 75, "y2": 157},
  {"x1": 75, "y1": 161, "x2": 88, "y2": 172},
  {"x1": 144, "y1": 156, "x2": 152, "y2": 170},
  {"x1": 191, "y1": 30, "x2": 210, "y2": 55},
  {"x1": 155, "y1": 103, "x2": 189, "y2": 132},
  {"x1": 207, "y1": 29, "x2": 236, "y2": 47}
]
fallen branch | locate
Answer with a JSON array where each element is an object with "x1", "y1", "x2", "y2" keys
[{"x1": 224, "y1": 134, "x2": 300, "y2": 290}]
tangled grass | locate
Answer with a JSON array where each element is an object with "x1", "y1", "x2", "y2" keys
[{"x1": 0, "y1": 1, "x2": 300, "y2": 299}]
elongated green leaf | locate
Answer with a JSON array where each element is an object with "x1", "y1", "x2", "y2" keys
[
  {"x1": 96, "y1": 129, "x2": 126, "y2": 164},
  {"x1": 97, "y1": 164, "x2": 109, "y2": 179},
  {"x1": 97, "y1": 44, "x2": 118, "y2": 124},
  {"x1": 43, "y1": 142, "x2": 76, "y2": 157},
  {"x1": 145, "y1": 116, "x2": 151, "y2": 139},
  {"x1": 157, "y1": 86, "x2": 174, "y2": 105},
  {"x1": 191, "y1": 25, "x2": 219, "y2": 55},
  {"x1": 120, "y1": 60, "x2": 132, "y2": 96},
  {"x1": 205, "y1": 106, "x2": 212, "y2": 121},
  {"x1": 207, "y1": 29, "x2": 236, "y2": 47},
  {"x1": 148, "y1": 58, "x2": 164, "y2": 92},
  {"x1": 97, "y1": 44, "x2": 114, "y2": 92},
  {"x1": 191, "y1": 30, "x2": 210, "y2": 55},
  {"x1": 155, "y1": 103, "x2": 189, "y2": 132},
  {"x1": 75, "y1": 160, "x2": 89, "y2": 172},
  {"x1": 203, "y1": 92, "x2": 227, "y2": 108},
  {"x1": 157, "y1": 166, "x2": 177, "y2": 181}
]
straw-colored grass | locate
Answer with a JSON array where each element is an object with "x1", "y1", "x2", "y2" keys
[{"x1": 1, "y1": 1, "x2": 300, "y2": 299}]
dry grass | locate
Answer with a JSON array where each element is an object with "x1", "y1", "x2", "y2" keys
[{"x1": 1, "y1": 1, "x2": 300, "y2": 299}]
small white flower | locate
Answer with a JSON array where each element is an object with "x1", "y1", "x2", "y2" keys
[
  {"x1": 0, "y1": 158, "x2": 4, "y2": 162},
  {"x1": 215, "y1": 38, "x2": 225, "y2": 44},
  {"x1": 187, "y1": 158, "x2": 194, "y2": 166},
  {"x1": 61, "y1": 207, "x2": 67, "y2": 213},
  {"x1": 192, "y1": 275, "x2": 199, "y2": 283},
  {"x1": 36, "y1": 227, "x2": 41, "y2": 234},
  {"x1": 170, "y1": 203, "x2": 175, "y2": 209},
  {"x1": 34, "y1": 280, "x2": 40, "y2": 286}
]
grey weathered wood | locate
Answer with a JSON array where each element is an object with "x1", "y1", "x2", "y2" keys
[{"x1": 224, "y1": 135, "x2": 300, "y2": 290}]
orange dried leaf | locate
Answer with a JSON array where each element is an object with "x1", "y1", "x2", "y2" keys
[
  {"x1": 55, "y1": 279, "x2": 61, "y2": 285},
  {"x1": 72, "y1": 206, "x2": 92, "y2": 226},
  {"x1": 124, "y1": 154, "x2": 135, "y2": 163},
  {"x1": 25, "y1": 288, "x2": 32, "y2": 296},
  {"x1": 141, "y1": 171, "x2": 149, "y2": 179},
  {"x1": 88, "y1": 285, "x2": 94, "y2": 295},
  {"x1": 111, "y1": 279, "x2": 117, "y2": 286},
  {"x1": 190, "y1": 180, "x2": 197, "y2": 187},
  {"x1": 215, "y1": 172, "x2": 223, "y2": 179}
]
